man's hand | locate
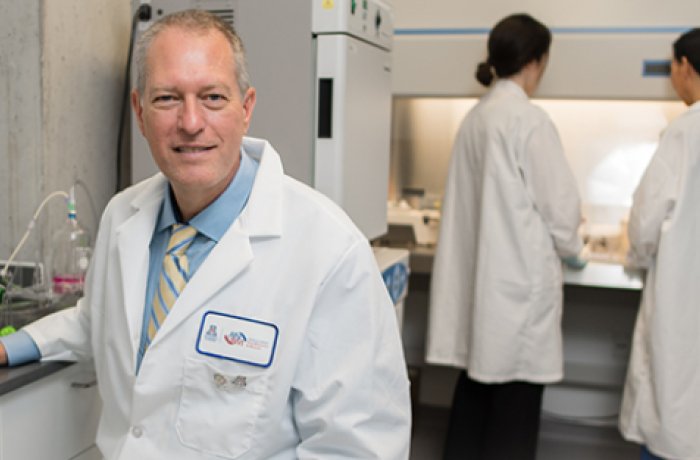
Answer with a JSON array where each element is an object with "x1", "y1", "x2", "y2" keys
[{"x1": 0, "y1": 342, "x2": 7, "y2": 366}]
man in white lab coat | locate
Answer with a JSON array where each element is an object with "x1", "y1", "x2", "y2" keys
[
  {"x1": 0, "y1": 10, "x2": 411, "y2": 459},
  {"x1": 619, "y1": 28, "x2": 700, "y2": 460}
]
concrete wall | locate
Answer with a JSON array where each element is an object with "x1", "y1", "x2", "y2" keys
[
  {"x1": 0, "y1": 1, "x2": 130, "y2": 275},
  {"x1": 0, "y1": 2, "x2": 44, "y2": 263}
]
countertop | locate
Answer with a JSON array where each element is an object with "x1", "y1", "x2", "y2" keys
[
  {"x1": 378, "y1": 244, "x2": 643, "y2": 290},
  {"x1": 562, "y1": 260, "x2": 642, "y2": 290},
  {"x1": 0, "y1": 360, "x2": 73, "y2": 397}
]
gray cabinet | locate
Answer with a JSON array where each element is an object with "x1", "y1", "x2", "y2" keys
[{"x1": 0, "y1": 363, "x2": 101, "y2": 460}]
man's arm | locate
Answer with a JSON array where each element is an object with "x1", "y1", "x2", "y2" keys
[
  {"x1": 291, "y1": 240, "x2": 411, "y2": 459},
  {"x1": 0, "y1": 330, "x2": 42, "y2": 366}
]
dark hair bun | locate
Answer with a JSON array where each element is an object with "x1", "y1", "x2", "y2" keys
[{"x1": 475, "y1": 61, "x2": 494, "y2": 86}]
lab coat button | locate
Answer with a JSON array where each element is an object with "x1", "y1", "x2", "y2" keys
[
  {"x1": 132, "y1": 426, "x2": 143, "y2": 438},
  {"x1": 213, "y1": 373, "x2": 226, "y2": 388},
  {"x1": 232, "y1": 376, "x2": 247, "y2": 388}
]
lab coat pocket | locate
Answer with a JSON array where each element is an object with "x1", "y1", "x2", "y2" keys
[{"x1": 176, "y1": 357, "x2": 269, "y2": 459}]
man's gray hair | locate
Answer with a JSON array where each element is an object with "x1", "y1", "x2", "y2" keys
[{"x1": 133, "y1": 9, "x2": 251, "y2": 98}]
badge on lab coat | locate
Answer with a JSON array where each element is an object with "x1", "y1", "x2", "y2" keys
[{"x1": 196, "y1": 311, "x2": 279, "y2": 368}]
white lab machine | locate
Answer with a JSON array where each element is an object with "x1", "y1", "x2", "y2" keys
[
  {"x1": 373, "y1": 246, "x2": 410, "y2": 334},
  {"x1": 130, "y1": 0, "x2": 394, "y2": 241},
  {"x1": 386, "y1": 200, "x2": 440, "y2": 246}
]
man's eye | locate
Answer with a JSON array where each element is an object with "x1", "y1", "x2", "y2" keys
[
  {"x1": 204, "y1": 94, "x2": 228, "y2": 107},
  {"x1": 152, "y1": 95, "x2": 177, "y2": 105}
]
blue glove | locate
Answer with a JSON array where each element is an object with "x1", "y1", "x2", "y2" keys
[{"x1": 562, "y1": 255, "x2": 587, "y2": 270}]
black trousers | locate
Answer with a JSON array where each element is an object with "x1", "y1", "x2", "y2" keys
[{"x1": 442, "y1": 370, "x2": 544, "y2": 460}]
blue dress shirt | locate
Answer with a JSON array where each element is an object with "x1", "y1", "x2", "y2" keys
[{"x1": 1, "y1": 330, "x2": 41, "y2": 366}]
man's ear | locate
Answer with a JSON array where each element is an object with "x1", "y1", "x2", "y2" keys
[
  {"x1": 241, "y1": 87, "x2": 256, "y2": 133},
  {"x1": 131, "y1": 89, "x2": 146, "y2": 135}
]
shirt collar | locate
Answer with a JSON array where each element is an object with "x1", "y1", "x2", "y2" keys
[
  {"x1": 493, "y1": 78, "x2": 529, "y2": 100},
  {"x1": 688, "y1": 99, "x2": 700, "y2": 113},
  {"x1": 155, "y1": 148, "x2": 258, "y2": 242}
]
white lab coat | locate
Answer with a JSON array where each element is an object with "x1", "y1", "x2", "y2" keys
[
  {"x1": 426, "y1": 80, "x2": 582, "y2": 383},
  {"x1": 619, "y1": 102, "x2": 700, "y2": 459},
  {"x1": 24, "y1": 138, "x2": 411, "y2": 460}
]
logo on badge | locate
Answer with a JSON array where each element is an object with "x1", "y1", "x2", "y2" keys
[
  {"x1": 224, "y1": 331, "x2": 247, "y2": 346},
  {"x1": 205, "y1": 325, "x2": 218, "y2": 342}
]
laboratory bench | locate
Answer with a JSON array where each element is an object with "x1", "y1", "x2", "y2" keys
[
  {"x1": 0, "y1": 285, "x2": 99, "y2": 457},
  {"x1": 382, "y1": 243, "x2": 643, "y2": 418},
  {"x1": 377, "y1": 241, "x2": 644, "y2": 289},
  {"x1": 0, "y1": 289, "x2": 101, "y2": 457},
  {"x1": 0, "y1": 360, "x2": 71, "y2": 397},
  {"x1": 388, "y1": 242, "x2": 643, "y2": 456},
  {"x1": 0, "y1": 361, "x2": 101, "y2": 460}
]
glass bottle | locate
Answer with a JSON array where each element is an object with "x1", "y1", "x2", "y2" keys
[{"x1": 50, "y1": 201, "x2": 91, "y2": 303}]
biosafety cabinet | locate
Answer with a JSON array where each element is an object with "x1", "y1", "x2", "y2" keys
[
  {"x1": 130, "y1": 0, "x2": 394, "y2": 241},
  {"x1": 387, "y1": 0, "x2": 697, "y2": 443}
]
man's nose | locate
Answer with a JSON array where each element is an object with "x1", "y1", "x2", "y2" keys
[{"x1": 178, "y1": 97, "x2": 205, "y2": 134}]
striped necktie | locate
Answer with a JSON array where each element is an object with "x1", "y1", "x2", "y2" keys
[{"x1": 146, "y1": 224, "x2": 198, "y2": 346}]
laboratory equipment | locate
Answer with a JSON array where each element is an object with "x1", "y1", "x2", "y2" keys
[
  {"x1": 386, "y1": 2, "x2": 693, "y2": 437},
  {"x1": 130, "y1": 0, "x2": 394, "y2": 240},
  {"x1": 1, "y1": 187, "x2": 91, "y2": 331},
  {"x1": 0, "y1": 191, "x2": 69, "y2": 285},
  {"x1": 0, "y1": 260, "x2": 47, "y2": 334},
  {"x1": 391, "y1": 9, "x2": 690, "y2": 99},
  {"x1": 49, "y1": 199, "x2": 91, "y2": 300},
  {"x1": 391, "y1": 96, "x2": 657, "y2": 423},
  {"x1": 386, "y1": 200, "x2": 440, "y2": 246},
  {"x1": 373, "y1": 246, "x2": 410, "y2": 333}
]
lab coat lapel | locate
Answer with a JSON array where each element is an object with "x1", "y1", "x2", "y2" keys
[
  {"x1": 150, "y1": 137, "x2": 283, "y2": 344},
  {"x1": 153, "y1": 221, "x2": 254, "y2": 342},
  {"x1": 116, "y1": 177, "x2": 167, "y2": 361}
]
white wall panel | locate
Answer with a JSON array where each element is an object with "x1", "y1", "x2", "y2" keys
[
  {"x1": 393, "y1": 0, "x2": 698, "y2": 29},
  {"x1": 391, "y1": 0, "x2": 698, "y2": 98}
]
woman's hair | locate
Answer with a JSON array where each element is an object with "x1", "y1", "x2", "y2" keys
[
  {"x1": 475, "y1": 13, "x2": 552, "y2": 87},
  {"x1": 673, "y1": 28, "x2": 700, "y2": 75}
]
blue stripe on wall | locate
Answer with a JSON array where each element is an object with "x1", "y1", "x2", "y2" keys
[{"x1": 394, "y1": 26, "x2": 691, "y2": 36}]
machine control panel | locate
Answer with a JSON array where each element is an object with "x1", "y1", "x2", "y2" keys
[
  {"x1": 313, "y1": 0, "x2": 393, "y2": 50},
  {"x1": 133, "y1": 0, "x2": 237, "y2": 29},
  {"x1": 642, "y1": 59, "x2": 672, "y2": 77}
]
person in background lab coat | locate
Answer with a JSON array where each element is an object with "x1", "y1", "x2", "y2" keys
[
  {"x1": 0, "y1": 10, "x2": 411, "y2": 459},
  {"x1": 426, "y1": 13, "x2": 584, "y2": 460},
  {"x1": 619, "y1": 28, "x2": 700, "y2": 460}
]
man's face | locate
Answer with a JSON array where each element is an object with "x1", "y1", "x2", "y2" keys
[{"x1": 132, "y1": 26, "x2": 255, "y2": 201}]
